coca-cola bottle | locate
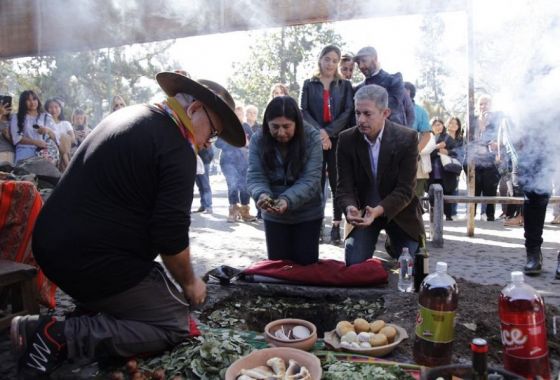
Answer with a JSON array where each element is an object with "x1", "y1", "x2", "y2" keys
[
  {"x1": 413, "y1": 261, "x2": 459, "y2": 366},
  {"x1": 498, "y1": 271, "x2": 551, "y2": 379}
]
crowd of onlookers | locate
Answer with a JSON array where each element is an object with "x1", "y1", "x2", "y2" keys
[{"x1": 1, "y1": 43, "x2": 558, "y2": 235}]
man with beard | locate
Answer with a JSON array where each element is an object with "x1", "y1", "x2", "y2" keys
[
  {"x1": 354, "y1": 46, "x2": 414, "y2": 128},
  {"x1": 336, "y1": 84, "x2": 424, "y2": 265}
]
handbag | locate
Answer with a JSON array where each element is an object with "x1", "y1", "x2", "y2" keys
[
  {"x1": 440, "y1": 153, "x2": 462, "y2": 174},
  {"x1": 35, "y1": 114, "x2": 60, "y2": 166}
]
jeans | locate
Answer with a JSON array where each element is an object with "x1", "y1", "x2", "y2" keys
[
  {"x1": 64, "y1": 265, "x2": 190, "y2": 359},
  {"x1": 221, "y1": 163, "x2": 250, "y2": 205},
  {"x1": 345, "y1": 217, "x2": 419, "y2": 266},
  {"x1": 264, "y1": 218, "x2": 322, "y2": 265},
  {"x1": 195, "y1": 163, "x2": 212, "y2": 209}
]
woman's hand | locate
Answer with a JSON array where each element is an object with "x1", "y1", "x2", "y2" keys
[
  {"x1": 269, "y1": 198, "x2": 288, "y2": 215},
  {"x1": 320, "y1": 129, "x2": 331, "y2": 150},
  {"x1": 35, "y1": 139, "x2": 47, "y2": 149},
  {"x1": 257, "y1": 193, "x2": 275, "y2": 211},
  {"x1": 439, "y1": 148, "x2": 449, "y2": 155}
]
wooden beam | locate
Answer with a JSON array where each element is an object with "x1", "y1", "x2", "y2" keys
[{"x1": 0, "y1": 0, "x2": 467, "y2": 59}]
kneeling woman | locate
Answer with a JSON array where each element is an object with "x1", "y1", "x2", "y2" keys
[{"x1": 247, "y1": 96, "x2": 323, "y2": 265}]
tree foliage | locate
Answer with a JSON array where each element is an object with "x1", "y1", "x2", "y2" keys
[
  {"x1": 228, "y1": 23, "x2": 344, "y2": 115},
  {"x1": 415, "y1": 14, "x2": 449, "y2": 120},
  {"x1": 0, "y1": 41, "x2": 175, "y2": 126}
]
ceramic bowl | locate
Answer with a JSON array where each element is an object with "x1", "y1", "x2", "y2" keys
[
  {"x1": 264, "y1": 318, "x2": 318, "y2": 351},
  {"x1": 323, "y1": 323, "x2": 408, "y2": 357},
  {"x1": 225, "y1": 347, "x2": 322, "y2": 380}
]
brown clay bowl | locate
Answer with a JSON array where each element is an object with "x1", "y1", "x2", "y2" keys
[
  {"x1": 264, "y1": 318, "x2": 318, "y2": 351},
  {"x1": 225, "y1": 347, "x2": 322, "y2": 380}
]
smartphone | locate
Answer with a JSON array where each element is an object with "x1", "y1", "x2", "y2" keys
[
  {"x1": 32, "y1": 124, "x2": 40, "y2": 129},
  {"x1": 1, "y1": 95, "x2": 12, "y2": 108}
]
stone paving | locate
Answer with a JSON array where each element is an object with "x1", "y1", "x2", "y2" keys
[{"x1": 190, "y1": 175, "x2": 560, "y2": 307}]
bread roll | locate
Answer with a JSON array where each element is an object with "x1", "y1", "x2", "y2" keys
[
  {"x1": 335, "y1": 321, "x2": 354, "y2": 337},
  {"x1": 369, "y1": 333, "x2": 388, "y2": 347},
  {"x1": 353, "y1": 318, "x2": 370, "y2": 333},
  {"x1": 369, "y1": 319, "x2": 385, "y2": 333},
  {"x1": 379, "y1": 326, "x2": 397, "y2": 343}
]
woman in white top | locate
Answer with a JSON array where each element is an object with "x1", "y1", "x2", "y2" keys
[
  {"x1": 46, "y1": 98, "x2": 75, "y2": 170},
  {"x1": 9, "y1": 90, "x2": 57, "y2": 164}
]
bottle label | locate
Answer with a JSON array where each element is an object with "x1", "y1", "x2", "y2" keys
[
  {"x1": 500, "y1": 320, "x2": 548, "y2": 359},
  {"x1": 415, "y1": 305, "x2": 456, "y2": 343}
]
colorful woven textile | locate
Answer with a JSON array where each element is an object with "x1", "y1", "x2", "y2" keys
[{"x1": 0, "y1": 180, "x2": 57, "y2": 308}]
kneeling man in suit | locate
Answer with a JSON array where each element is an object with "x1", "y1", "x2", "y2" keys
[{"x1": 336, "y1": 84, "x2": 425, "y2": 265}]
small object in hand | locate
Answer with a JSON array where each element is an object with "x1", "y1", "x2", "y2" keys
[
  {"x1": 32, "y1": 124, "x2": 40, "y2": 129},
  {"x1": 262, "y1": 198, "x2": 277, "y2": 209}
]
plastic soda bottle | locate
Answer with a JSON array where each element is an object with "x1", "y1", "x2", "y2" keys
[
  {"x1": 498, "y1": 271, "x2": 550, "y2": 379},
  {"x1": 397, "y1": 247, "x2": 414, "y2": 292},
  {"x1": 413, "y1": 261, "x2": 459, "y2": 366}
]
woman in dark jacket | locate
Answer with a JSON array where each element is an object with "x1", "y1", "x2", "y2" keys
[
  {"x1": 446, "y1": 116, "x2": 464, "y2": 218},
  {"x1": 428, "y1": 117, "x2": 458, "y2": 220},
  {"x1": 247, "y1": 96, "x2": 323, "y2": 265},
  {"x1": 300, "y1": 44, "x2": 353, "y2": 244}
]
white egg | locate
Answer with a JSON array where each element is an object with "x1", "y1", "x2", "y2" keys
[
  {"x1": 357, "y1": 332, "x2": 372, "y2": 342},
  {"x1": 292, "y1": 325, "x2": 311, "y2": 339},
  {"x1": 351, "y1": 342, "x2": 360, "y2": 348},
  {"x1": 341, "y1": 331, "x2": 358, "y2": 343},
  {"x1": 359, "y1": 341, "x2": 372, "y2": 348}
]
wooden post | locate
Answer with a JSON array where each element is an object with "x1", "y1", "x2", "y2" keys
[
  {"x1": 466, "y1": 0, "x2": 476, "y2": 237},
  {"x1": 429, "y1": 184, "x2": 444, "y2": 248}
]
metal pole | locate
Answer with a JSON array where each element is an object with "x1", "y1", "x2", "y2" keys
[{"x1": 466, "y1": 0, "x2": 476, "y2": 237}]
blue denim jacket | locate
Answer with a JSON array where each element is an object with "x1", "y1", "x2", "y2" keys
[{"x1": 247, "y1": 123, "x2": 323, "y2": 224}]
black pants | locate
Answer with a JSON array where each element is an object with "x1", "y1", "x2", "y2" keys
[
  {"x1": 321, "y1": 140, "x2": 343, "y2": 221},
  {"x1": 523, "y1": 191, "x2": 550, "y2": 252},
  {"x1": 475, "y1": 165, "x2": 500, "y2": 218},
  {"x1": 264, "y1": 218, "x2": 322, "y2": 265}
]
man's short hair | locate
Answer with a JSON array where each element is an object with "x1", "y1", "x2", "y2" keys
[
  {"x1": 354, "y1": 84, "x2": 388, "y2": 110},
  {"x1": 340, "y1": 53, "x2": 354, "y2": 63},
  {"x1": 246, "y1": 104, "x2": 258, "y2": 114},
  {"x1": 354, "y1": 46, "x2": 378, "y2": 62},
  {"x1": 404, "y1": 82, "x2": 416, "y2": 100}
]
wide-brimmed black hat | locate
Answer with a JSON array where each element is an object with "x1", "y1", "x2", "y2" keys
[{"x1": 156, "y1": 71, "x2": 245, "y2": 147}]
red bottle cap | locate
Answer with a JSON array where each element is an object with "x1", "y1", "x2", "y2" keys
[{"x1": 471, "y1": 338, "x2": 488, "y2": 353}]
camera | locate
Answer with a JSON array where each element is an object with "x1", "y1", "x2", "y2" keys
[{"x1": 1, "y1": 95, "x2": 12, "y2": 108}]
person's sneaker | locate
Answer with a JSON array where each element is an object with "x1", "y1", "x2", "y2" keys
[
  {"x1": 193, "y1": 206, "x2": 205, "y2": 213},
  {"x1": 486, "y1": 215, "x2": 495, "y2": 222},
  {"x1": 551, "y1": 215, "x2": 560, "y2": 225},
  {"x1": 202, "y1": 207, "x2": 213, "y2": 214},
  {"x1": 11, "y1": 315, "x2": 67, "y2": 379}
]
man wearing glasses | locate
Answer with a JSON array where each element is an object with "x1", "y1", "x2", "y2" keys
[{"x1": 12, "y1": 72, "x2": 245, "y2": 378}]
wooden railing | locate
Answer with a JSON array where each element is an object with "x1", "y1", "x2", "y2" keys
[{"x1": 428, "y1": 184, "x2": 560, "y2": 247}]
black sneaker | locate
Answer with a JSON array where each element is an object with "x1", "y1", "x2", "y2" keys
[{"x1": 11, "y1": 315, "x2": 67, "y2": 379}]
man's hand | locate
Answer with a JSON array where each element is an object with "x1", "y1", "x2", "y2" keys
[
  {"x1": 182, "y1": 277, "x2": 207, "y2": 306},
  {"x1": 348, "y1": 205, "x2": 384, "y2": 228},
  {"x1": 35, "y1": 140, "x2": 47, "y2": 149},
  {"x1": 346, "y1": 206, "x2": 364, "y2": 225}
]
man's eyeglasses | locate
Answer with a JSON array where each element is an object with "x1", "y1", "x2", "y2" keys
[{"x1": 202, "y1": 106, "x2": 219, "y2": 140}]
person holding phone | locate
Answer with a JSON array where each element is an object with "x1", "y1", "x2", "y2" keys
[
  {"x1": 0, "y1": 96, "x2": 15, "y2": 165},
  {"x1": 336, "y1": 84, "x2": 424, "y2": 266},
  {"x1": 9, "y1": 90, "x2": 58, "y2": 164}
]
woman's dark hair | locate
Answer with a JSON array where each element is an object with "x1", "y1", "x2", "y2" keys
[
  {"x1": 17, "y1": 90, "x2": 42, "y2": 135},
  {"x1": 430, "y1": 117, "x2": 446, "y2": 134},
  {"x1": 447, "y1": 116, "x2": 463, "y2": 140},
  {"x1": 261, "y1": 96, "x2": 306, "y2": 178},
  {"x1": 45, "y1": 98, "x2": 66, "y2": 122}
]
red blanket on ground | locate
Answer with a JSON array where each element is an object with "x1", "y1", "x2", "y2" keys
[
  {"x1": 0, "y1": 180, "x2": 57, "y2": 308},
  {"x1": 242, "y1": 258, "x2": 388, "y2": 286}
]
